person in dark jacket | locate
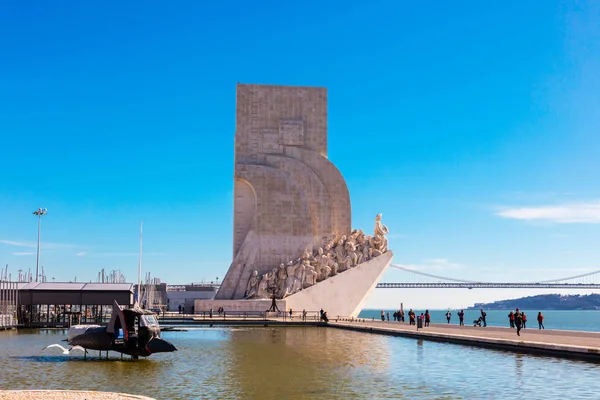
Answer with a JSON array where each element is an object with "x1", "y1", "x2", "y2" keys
[
  {"x1": 514, "y1": 308, "x2": 523, "y2": 336},
  {"x1": 457, "y1": 310, "x2": 465, "y2": 326}
]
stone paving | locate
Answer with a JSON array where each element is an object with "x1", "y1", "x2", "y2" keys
[{"x1": 327, "y1": 319, "x2": 600, "y2": 358}]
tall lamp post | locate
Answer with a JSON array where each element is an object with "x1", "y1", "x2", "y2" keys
[{"x1": 33, "y1": 208, "x2": 47, "y2": 283}]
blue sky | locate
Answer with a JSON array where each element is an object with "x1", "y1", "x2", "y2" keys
[{"x1": 1, "y1": 1, "x2": 599, "y2": 308}]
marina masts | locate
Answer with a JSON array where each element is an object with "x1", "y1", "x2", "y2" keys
[{"x1": 137, "y1": 220, "x2": 143, "y2": 304}]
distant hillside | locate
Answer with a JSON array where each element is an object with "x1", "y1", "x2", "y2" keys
[{"x1": 467, "y1": 293, "x2": 600, "y2": 310}]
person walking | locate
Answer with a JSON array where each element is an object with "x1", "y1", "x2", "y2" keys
[
  {"x1": 480, "y1": 309, "x2": 487, "y2": 327},
  {"x1": 289, "y1": 308, "x2": 293, "y2": 320},
  {"x1": 537, "y1": 312, "x2": 545, "y2": 329},
  {"x1": 386, "y1": 312, "x2": 390, "y2": 321},
  {"x1": 445, "y1": 310, "x2": 452, "y2": 324},
  {"x1": 409, "y1": 309, "x2": 416, "y2": 325},
  {"x1": 425, "y1": 310, "x2": 431, "y2": 327},
  {"x1": 302, "y1": 309, "x2": 307, "y2": 321},
  {"x1": 458, "y1": 310, "x2": 465, "y2": 326},
  {"x1": 508, "y1": 311, "x2": 515, "y2": 328},
  {"x1": 514, "y1": 308, "x2": 523, "y2": 336},
  {"x1": 381, "y1": 310, "x2": 385, "y2": 321},
  {"x1": 522, "y1": 312, "x2": 527, "y2": 329}
]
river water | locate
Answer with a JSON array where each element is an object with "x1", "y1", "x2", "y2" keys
[
  {"x1": 1, "y1": 326, "x2": 599, "y2": 399},
  {"x1": 359, "y1": 309, "x2": 600, "y2": 331}
]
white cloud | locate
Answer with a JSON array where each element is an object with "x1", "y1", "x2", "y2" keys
[
  {"x1": 396, "y1": 258, "x2": 467, "y2": 271},
  {"x1": 96, "y1": 252, "x2": 166, "y2": 256},
  {"x1": 12, "y1": 252, "x2": 36, "y2": 256},
  {"x1": 76, "y1": 251, "x2": 87, "y2": 257},
  {"x1": 1, "y1": 240, "x2": 36, "y2": 248},
  {"x1": 497, "y1": 201, "x2": 600, "y2": 223},
  {"x1": 0, "y1": 239, "x2": 76, "y2": 249}
]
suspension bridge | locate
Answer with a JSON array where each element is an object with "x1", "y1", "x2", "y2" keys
[{"x1": 375, "y1": 265, "x2": 600, "y2": 289}]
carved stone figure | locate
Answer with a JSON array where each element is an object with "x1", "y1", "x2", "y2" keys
[
  {"x1": 290, "y1": 262, "x2": 305, "y2": 295},
  {"x1": 324, "y1": 243, "x2": 339, "y2": 276},
  {"x1": 302, "y1": 246, "x2": 313, "y2": 261},
  {"x1": 244, "y1": 270, "x2": 260, "y2": 299},
  {"x1": 355, "y1": 232, "x2": 365, "y2": 265},
  {"x1": 344, "y1": 239, "x2": 358, "y2": 268},
  {"x1": 334, "y1": 235, "x2": 347, "y2": 265},
  {"x1": 361, "y1": 237, "x2": 371, "y2": 262},
  {"x1": 276, "y1": 263, "x2": 288, "y2": 298},
  {"x1": 303, "y1": 261, "x2": 318, "y2": 288},
  {"x1": 256, "y1": 273, "x2": 269, "y2": 299},
  {"x1": 316, "y1": 247, "x2": 332, "y2": 281},
  {"x1": 374, "y1": 214, "x2": 389, "y2": 237}
]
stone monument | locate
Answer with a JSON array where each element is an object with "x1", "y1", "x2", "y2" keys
[{"x1": 198, "y1": 84, "x2": 393, "y2": 317}]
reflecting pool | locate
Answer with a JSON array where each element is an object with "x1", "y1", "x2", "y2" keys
[{"x1": 1, "y1": 327, "x2": 598, "y2": 399}]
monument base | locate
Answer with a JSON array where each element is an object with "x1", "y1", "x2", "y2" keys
[
  {"x1": 197, "y1": 251, "x2": 393, "y2": 318},
  {"x1": 285, "y1": 250, "x2": 393, "y2": 318}
]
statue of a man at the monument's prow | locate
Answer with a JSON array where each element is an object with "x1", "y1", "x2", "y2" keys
[
  {"x1": 371, "y1": 213, "x2": 389, "y2": 257},
  {"x1": 374, "y1": 214, "x2": 389, "y2": 237}
]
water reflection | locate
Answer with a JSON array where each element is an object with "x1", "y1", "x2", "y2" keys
[
  {"x1": 1, "y1": 328, "x2": 600, "y2": 399},
  {"x1": 224, "y1": 327, "x2": 392, "y2": 399},
  {"x1": 515, "y1": 353, "x2": 524, "y2": 386}
]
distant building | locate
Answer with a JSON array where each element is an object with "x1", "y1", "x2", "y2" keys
[{"x1": 166, "y1": 284, "x2": 218, "y2": 312}]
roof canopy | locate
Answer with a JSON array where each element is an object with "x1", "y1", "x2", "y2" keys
[
  {"x1": 18, "y1": 282, "x2": 133, "y2": 291},
  {"x1": 18, "y1": 282, "x2": 134, "y2": 306}
]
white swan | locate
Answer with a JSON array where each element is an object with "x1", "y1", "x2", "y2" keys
[{"x1": 42, "y1": 344, "x2": 88, "y2": 355}]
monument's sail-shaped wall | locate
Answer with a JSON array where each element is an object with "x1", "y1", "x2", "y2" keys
[{"x1": 216, "y1": 84, "x2": 351, "y2": 300}]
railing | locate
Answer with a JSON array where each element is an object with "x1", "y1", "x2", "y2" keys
[
  {"x1": 157, "y1": 309, "x2": 325, "y2": 323},
  {"x1": 376, "y1": 282, "x2": 600, "y2": 289}
]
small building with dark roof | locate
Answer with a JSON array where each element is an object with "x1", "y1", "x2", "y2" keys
[{"x1": 17, "y1": 282, "x2": 134, "y2": 327}]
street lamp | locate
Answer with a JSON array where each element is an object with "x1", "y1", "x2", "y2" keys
[{"x1": 32, "y1": 207, "x2": 47, "y2": 283}]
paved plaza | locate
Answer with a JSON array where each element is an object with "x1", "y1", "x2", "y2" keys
[{"x1": 328, "y1": 319, "x2": 600, "y2": 359}]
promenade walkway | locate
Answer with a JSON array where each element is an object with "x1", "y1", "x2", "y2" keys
[
  {"x1": 328, "y1": 319, "x2": 600, "y2": 361},
  {"x1": 159, "y1": 313, "x2": 600, "y2": 360}
]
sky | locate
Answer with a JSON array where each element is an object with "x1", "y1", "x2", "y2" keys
[{"x1": 1, "y1": 1, "x2": 599, "y2": 309}]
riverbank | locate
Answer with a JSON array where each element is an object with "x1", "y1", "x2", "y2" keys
[{"x1": 0, "y1": 391, "x2": 154, "y2": 399}]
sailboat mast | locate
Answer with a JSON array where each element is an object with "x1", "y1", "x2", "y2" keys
[{"x1": 137, "y1": 220, "x2": 143, "y2": 305}]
